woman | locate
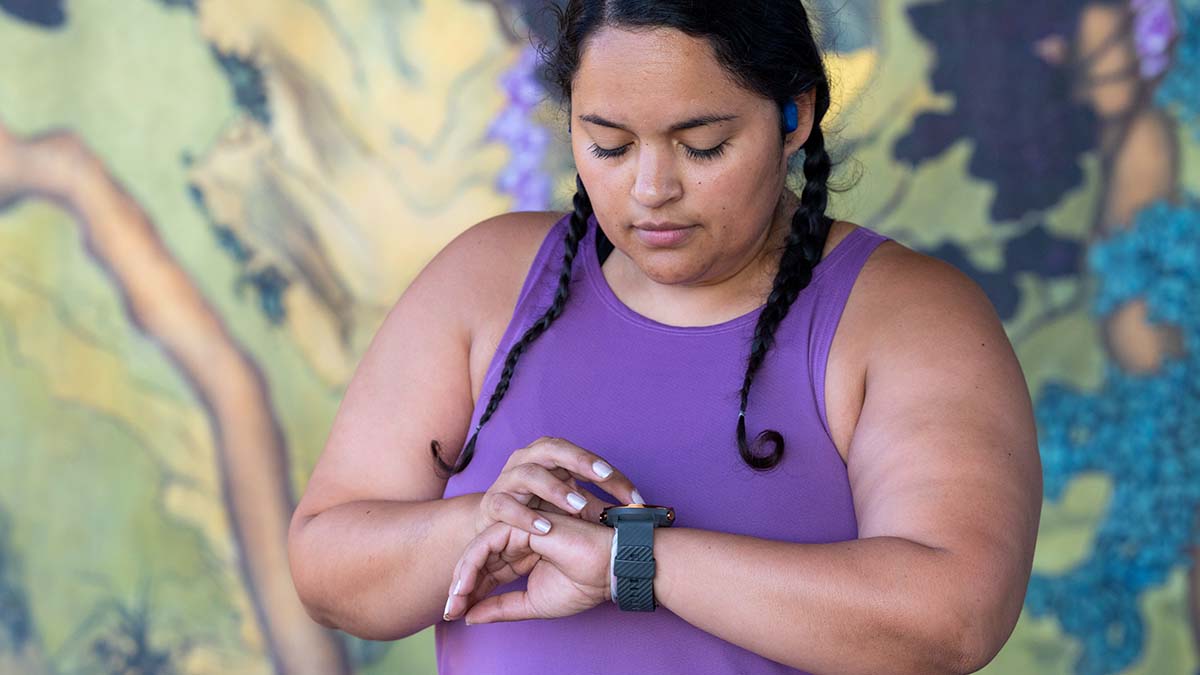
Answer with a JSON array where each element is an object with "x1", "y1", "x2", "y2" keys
[{"x1": 286, "y1": 2, "x2": 1042, "y2": 673}]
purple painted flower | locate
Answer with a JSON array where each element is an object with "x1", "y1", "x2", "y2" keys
[
  {"x1": 1131, "y1": 0, "x2": 1178, "y2": 78},
  {"x1": 488, "y1": 45, "x2": 553, "y2": 211}
]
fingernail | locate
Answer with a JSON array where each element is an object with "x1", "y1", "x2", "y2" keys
[
  {"x1": 534, "y1": 518, "x2": 551, "y2": 534},
  {"x1": 592, "y1": 460, "x2": 613, "y2": 479},
  {"x1": 631, "y1": 489, "x2": 645, "y2": 505},
  {"x1": 453, "y1": 578, "x2": 463, "y2": 595},
  {"x1": 444, "y1": 596, "x2": 453, "y2": 620},
  {"x1": 567, "y1": 492, "x2": 588, "y2": 511}
]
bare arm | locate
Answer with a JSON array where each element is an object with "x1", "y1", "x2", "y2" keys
[
  {"x1": 287, "y1": 213, "x2": 553, "y2": 639},
  {"x1": 650, "y1": 247, "x2": 1041, "y2": 674},
  {"x1": 652, "y1": 531, "x2": 962, "y2": 674},
  {"x1": 288, "y1": 493, "x2": 482, "y2": 640}
]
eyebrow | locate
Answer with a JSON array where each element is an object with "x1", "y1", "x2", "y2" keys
[{"x1": 578, "y1": 113, "x2": 739, "y2": 133}]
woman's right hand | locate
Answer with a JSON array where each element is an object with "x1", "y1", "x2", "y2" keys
[{"x1": 474, "y1": 436, "x2": 642, "y2": 537}]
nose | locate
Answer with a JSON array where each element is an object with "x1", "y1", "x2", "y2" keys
[{"x1": 631, "y1": 146, "x2": 683, "y2": 209}]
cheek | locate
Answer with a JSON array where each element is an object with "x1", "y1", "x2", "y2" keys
[
  {"x1": 572, "y1": 155, "x2": 626, "y2": 229},
  {"x1": 576, "y1": 160, "x2": 638, "y2": 218},
  {"x1": 689, "y1": 159, "x2": 772, "y2": 209},
  {"x1": 573, "y1": 143, "x2": 618, "y2": 190}
]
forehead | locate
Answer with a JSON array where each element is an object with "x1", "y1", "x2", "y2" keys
[{"x1": 573, "y1": 26, "x2": 753, "y2": 121}]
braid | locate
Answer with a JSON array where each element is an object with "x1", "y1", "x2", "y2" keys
[
  {"x1": 432, "y1": 175, "x2": 595, "y2": 478},
  {"x1": 736, "y1": 122, "x2": 834, "y2": 471}
]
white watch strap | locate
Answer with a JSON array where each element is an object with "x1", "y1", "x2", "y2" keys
[{"x1": 609, "y1": 527, "x2": 619, "y2": 603}]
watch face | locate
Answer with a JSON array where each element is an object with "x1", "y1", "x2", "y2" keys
[{"x1": 600, "y1": 504, "x2": 675, "y2": 527}]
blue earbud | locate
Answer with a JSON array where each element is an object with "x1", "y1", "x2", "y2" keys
[{"x1": 782, "y1": 100, "x2": 799, "y2": 134}]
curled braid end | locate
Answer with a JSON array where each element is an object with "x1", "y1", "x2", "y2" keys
[{"x1": 736, "y1": 410, "x2": 785, "y2": 472}]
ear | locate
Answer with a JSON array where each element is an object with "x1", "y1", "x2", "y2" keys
[{"x1": 783, "y1": 89, "x2": 818, "y2": 156}]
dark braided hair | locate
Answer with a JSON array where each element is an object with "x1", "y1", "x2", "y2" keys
[{"x1": 434, "y1": 0, "x2": 838, "y2": 477}]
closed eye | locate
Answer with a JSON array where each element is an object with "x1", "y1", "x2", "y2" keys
[
  {"x1": 588, "y1": 142, "x2": 727, "y2": 161},
  {"x1": 685, "y1": 143, "x2": 726, "y2": 160},
  {"x1": 588, "y1": 143, "x2": 629, "y2": 160}
]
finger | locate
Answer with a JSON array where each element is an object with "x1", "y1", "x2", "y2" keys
[
  {"x1": 520, "y1": 437, "x2": 642, "y2": 505},
  {"x1": 532, "y1": 471, "x2": 582, "y2": 515},
  {"x1": 487, "y1": 491, "x2": 559, "y2": 535},
  {"x1": 512, "y1": 463, "x2": 605, "y2": 518},
  {"x1": 534, "y1": 478, "x2": 616, "y2": 524},
  {"x1": 535, "y1": 501, "x2": 571, "y2": 516},
  {"x1": 463, "y1": 589, "x2": 537, "y2": 625},
  {"x1": 446, "y1": 526, "x2": 506, "y2": 621},
  {"x1": 476, "y1": 470, "x2": 573, "y2": 537},
  {"x1": 529, "y1": 511, "x2": 614, "y2": 576},
  {"x1": 445, "y1": 554, "x2": 472, "y2": 619},
  {"x1": 458, "y1": 521, "x2": 535, "y2": 598},
  {"x1": 447, "y1": 560, "x2": 507, "y2": 621},
  {"x1": 527, "y1": 471, "x2": 573, "y2": 514},
  {"x1": 448, "y1": 534, "x2": 474, "y2": 596},
  {"x1": 500, "y1": 448, "x2": 576, "y2": 476},
  {"x1": 455, "y1": 522, "x2": 516, "y2": 601}
]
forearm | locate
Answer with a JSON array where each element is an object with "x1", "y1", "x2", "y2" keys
[
  {"x1": 653, "y1": 529, "x2": 976, "y2": 675},
  {"x1": 288, "y1": 492, "x2": 484, "y2": 641}
]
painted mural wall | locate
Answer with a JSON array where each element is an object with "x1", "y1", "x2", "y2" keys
[{"x1": 0, "y1": 0, "x2": 1198, "y2": 673}]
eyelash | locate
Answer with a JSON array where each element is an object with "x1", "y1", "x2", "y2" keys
[{"x1": 588, "y1": 142, "x2": 727, "y2": 161}]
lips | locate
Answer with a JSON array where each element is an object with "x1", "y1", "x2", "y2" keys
[
  {"x1": 633, "y1": 222, "x2": 693, "y2": 231},
  {"x1": 633, "y1": 225, "x2": 696, "y2": 247}
]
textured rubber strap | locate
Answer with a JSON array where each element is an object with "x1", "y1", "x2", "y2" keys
[{"x1": 614, "y1": 518, "x2": 656, "y2": 611}]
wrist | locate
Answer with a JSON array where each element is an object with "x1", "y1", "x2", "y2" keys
[{"x1": 468, "y1": 491, "x2": 488, "y2": 535}]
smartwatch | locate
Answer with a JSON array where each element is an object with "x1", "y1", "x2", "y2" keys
[{"x1": 599, "y1": 503, "x2": 675, "y2": 611}]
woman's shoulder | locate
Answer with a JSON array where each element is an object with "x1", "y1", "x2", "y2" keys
[
  {"x1": 459, "y1": 211, "x2": 569, "y2": 391},
  {"x1": 823, "y1": 220, "x2": 1015, "y2": 460},
  {"x1": 433, "y1": 209, "x2": 562, "y2": 297},
  {"x1": 835, "y1": 220, "x2": 1010, "y2": 361},
  {"x1": 451, "y1": 210, "x2": 568, "y2": 294},
  {"x1": 469, "y1": 209, "x2": 568, "y2": 287},
  {"x1": 463, "y1": 209, "x2": 567, "y2": 254}
]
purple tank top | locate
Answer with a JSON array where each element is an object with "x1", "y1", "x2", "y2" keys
[{"x1": 438, "y1": 212, "x2": 890, "y2": 674}]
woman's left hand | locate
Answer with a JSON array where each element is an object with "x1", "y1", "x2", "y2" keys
[{"x1": 443, "y1": 510, "x2": 612, "y2": 624}]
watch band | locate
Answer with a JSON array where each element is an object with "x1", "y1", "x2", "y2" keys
[
  {"x1": 613, "y1": 517, "x2": 657, "y2": 611},
  {"x1": 609, "y1": 528, "x2": 619, "y2": 604}
]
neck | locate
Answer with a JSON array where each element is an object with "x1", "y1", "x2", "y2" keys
[{"x1": 601, "y1": 189, "x2": 801, "y2": 326}]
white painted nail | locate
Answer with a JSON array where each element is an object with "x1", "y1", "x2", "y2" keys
[
  {"x1": 567, "y1": 492, "x2": 588, "y2": 511},
  {"x1": 444, "y1": 596, "x2": 453, "y2": 620},
  {"x1": 631, "y1": 489, "x2": 645, "y2": 505},
  {"x1": 453, "y1": 578, "x2": 463, "y2": 595},
  {"x1": 534, "y1": 518, "x2": 551, "y2": 534},
  {"x1": 592, "y1": 460, "x2": 613, "y2": 479}
]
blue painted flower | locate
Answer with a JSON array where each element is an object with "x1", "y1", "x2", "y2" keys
[
  {"x1": 1028, "y1": 193, "x2": 1200, "y2": 675},
  {"x1": 1156, "y1": 0, "x2": 1200, "y2": 138}
]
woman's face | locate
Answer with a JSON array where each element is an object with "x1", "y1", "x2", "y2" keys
[{"x1": 570, "y1": 26, "x2": 811, "y2": 290}]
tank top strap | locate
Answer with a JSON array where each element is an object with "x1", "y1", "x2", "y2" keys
[{"x1": 808, "y1": 225, "x2": 892, "y2": 441}]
